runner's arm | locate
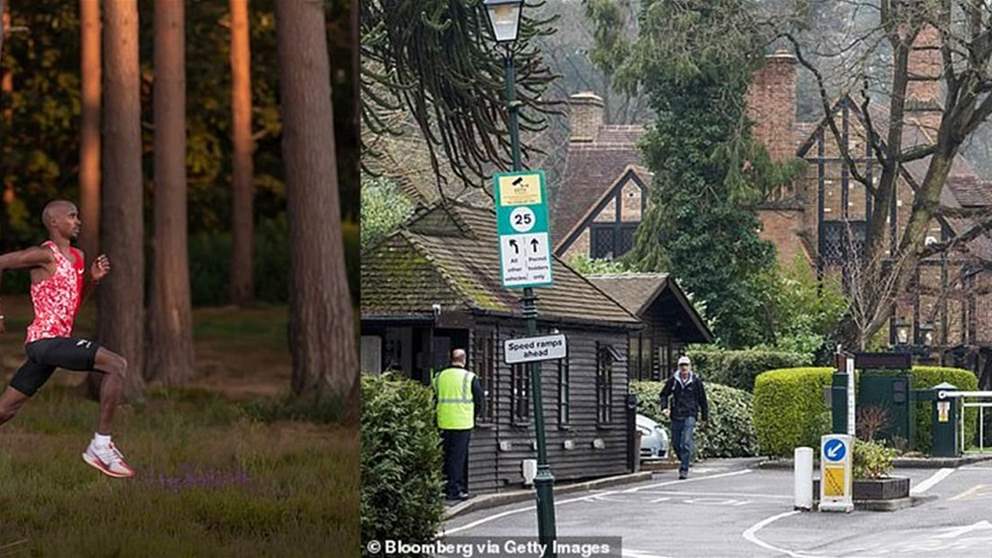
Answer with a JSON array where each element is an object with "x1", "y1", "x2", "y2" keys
[{"x1": 0, "y1": 247, "x2": 54, "y2": 332}]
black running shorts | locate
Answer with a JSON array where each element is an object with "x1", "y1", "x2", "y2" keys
[{"x1": 8, "y1": 337, "x2": 102, "y2": 396}]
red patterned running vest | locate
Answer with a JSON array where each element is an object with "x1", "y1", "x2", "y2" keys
[{"x1": 25, "y1": 241, "x2": 85, "y2": 344}]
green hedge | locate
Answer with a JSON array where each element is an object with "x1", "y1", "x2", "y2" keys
[
  {"x1": 752, "y1": 365, "x2": 981, "y2": 456},
  {"x1": 631, "y1": 380, "x2": 758, "y2": 458},
  {"x1": 752, "y1": 367, "x2": 834, "y2": 457},
  {"x1": 361, "y1": 373, "x2": 444, "y2": 554},
  {"x1": 910, "y1": 366, "x2": 978, "y2": 453},
  {"x1": 687, "y1": 348, "x2": 811, "y2": 392}
]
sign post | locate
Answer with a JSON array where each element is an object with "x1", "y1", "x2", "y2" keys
[
  {"x1": 494, "y1": 169, "x2": 557, "y2": 551},
  {"x1": 820, "y1": 434, "x2": 854, "y2": 513}
]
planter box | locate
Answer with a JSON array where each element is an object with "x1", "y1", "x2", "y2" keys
[{"x1": 813, "y1": 476, "x2": 910, "y2": 501}]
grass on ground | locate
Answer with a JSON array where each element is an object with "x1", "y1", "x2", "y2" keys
[{"x1": 0, "y1": 297, "x2": 358, "y2": 557}]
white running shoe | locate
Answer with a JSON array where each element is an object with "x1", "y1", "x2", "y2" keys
[{"x1": 82, "y1": 441, "x2": 135, "y2": 478}]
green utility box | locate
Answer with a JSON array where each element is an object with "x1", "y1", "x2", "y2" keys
[
  {"x1": 829, "y1": 353, "x2": 915, "y2": 448},
  {"x1": 931, "y1": 382, "x2": 960, "y2": 458}
]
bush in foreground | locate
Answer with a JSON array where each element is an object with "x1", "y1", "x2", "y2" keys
[
  {"x1": 361, "y1": 373, "x2": 443, "y2": 555},
  {"x1": 631, "y1": 380, "x2": 758, "y2": 458}
]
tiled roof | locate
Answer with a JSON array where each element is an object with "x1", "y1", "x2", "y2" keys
[
  {"x1": 361, "y1": 200, "x2": 642, "y2": 326},
  {"x1": 585, "y1": 272, "x2": 714, "y2": 343},
  {"x1": 553, "y1": 134, "x2": 645, "y2": 241},
  {"x1": 584, "y1": 273, "x2": 669, "y2": 316}
]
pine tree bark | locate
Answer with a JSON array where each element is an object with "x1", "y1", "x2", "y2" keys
[
  {"x1": 98, "y1": 0, "x2": 145, "y2": 400},
  {"x1": 229, "y1": 0, "x2": 255, "y2": 306},
  {"x1": 275, "y1": 0, "x2": 358, "y2": 403},
  {"x1": 147, "y1": 0, "x2": 194, "y2": 385},
  {"x1": 79, "y1": 0, "x2": 101, "y2": 263}
]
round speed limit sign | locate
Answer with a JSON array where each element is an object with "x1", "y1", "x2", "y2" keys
[{"x1": 509, "y1": 207, "x2": 536, "y2": 233}]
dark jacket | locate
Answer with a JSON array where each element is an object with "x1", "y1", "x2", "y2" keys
[{"x1": 659, "y1": 372, "x2": 709, "y2": 422}]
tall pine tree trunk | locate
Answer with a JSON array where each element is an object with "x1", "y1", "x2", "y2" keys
[
  {"x1": 275, "y1": 0, "x2": 358, "y2": 403},
  {"x1": 229, "y1": 0, "x2": 255, "y2": 306},
  {"x1": 147, "y1": 0, "x2": 194, "y2": 385},
  {"x1": 79, "y1": 0, "x2": 101, "y2": 262},
  {"x1": 0, "y1": 2, "x2": 11, "y2": 255},
  {"x1": 98, "y1": 0, "x2": 145, "y2": 400}
]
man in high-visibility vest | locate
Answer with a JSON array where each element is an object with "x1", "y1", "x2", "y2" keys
[{"x1": 433, "y1": 348, "x2": 484, "y2": 501}]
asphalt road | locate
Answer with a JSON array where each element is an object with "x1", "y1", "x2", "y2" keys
[{"x1": 441, "y1": 458, "x2": 992, "y2": 558}]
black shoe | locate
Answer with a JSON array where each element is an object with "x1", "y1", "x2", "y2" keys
[
  {"x1": 458, "y1": 491, "x2": 471, "y2": 501},
  {"x1": 678, "y1": 471, "x2": 687, "y2": 480}
]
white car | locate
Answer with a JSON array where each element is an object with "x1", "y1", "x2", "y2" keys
[{"x1": 637, "y1": 414, "x2": 669, "y2": 458}]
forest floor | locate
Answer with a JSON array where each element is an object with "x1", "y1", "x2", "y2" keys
[{"x1": 0, "y1": 296, "x2": 358, "y2": 557}]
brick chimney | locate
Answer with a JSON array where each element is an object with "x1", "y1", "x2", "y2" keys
[
  {"x1": 746, "y1": 49, "x2": 797, "y2": 162},
  {"x1": 569, "y1": 92, "x2": 605, "y2": 143},
  {"x1": 906, "y1": 24, "x2": 943, "y2": 135}
]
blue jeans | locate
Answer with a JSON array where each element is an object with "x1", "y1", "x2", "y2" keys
[{"x1": 671, "y1": 416, "x2": 696, "y2": 473}]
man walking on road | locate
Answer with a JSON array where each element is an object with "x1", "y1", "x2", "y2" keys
[
  {"x1": 0, "y1": 200, "x2": 135, "y2": 478},
  {"x1": 660, "y1": 355, "x2": 708, "y2": 479},
  {"x1": 433, "y1": 348, "x2": 484, "y2": 502}
]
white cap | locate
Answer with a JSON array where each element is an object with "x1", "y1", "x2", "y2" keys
[{"x1": 677, "y1": 355, "x2": 691, "y2": 366}]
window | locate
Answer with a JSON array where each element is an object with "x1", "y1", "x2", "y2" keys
[
  {"x1": 590, "y1": 224, "x2": 639, "y2": 260},
  {"x1": 657, "y1": 343, "x2": 670, "y2": 380},
  {"x1": 629, "y1": 335, "x2": 641, "y2": 380},
  {"x1": 511, "y1": 363, "x2": 530, "y2": 424},
  {"x1": 591, "y1": 226, "x2": 616, "y2": 259},
  {"x1": 596, "y1": 343, "x2": 614, "y2": 424},
  {"x1": 471, "y1": 331, "x2": 497, "y2": 423},
  {"x1": 557, "y1": 356, "x2": 570, "y2": 426},
  {"x1": 822, "y1": 220, "x2": 867, "y2": 265}
]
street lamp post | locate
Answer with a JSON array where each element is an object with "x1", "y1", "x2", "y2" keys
[{"x1": 484, "y1": 0, "x2": 557, "y2": 553}]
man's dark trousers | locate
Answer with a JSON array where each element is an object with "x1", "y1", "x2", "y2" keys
[
  {"x1": 670, "y1": 416, "x2": 696, "y2": 474},
  {"x1": 441, "y1": 429, "x2": 471, "y2": 497}
]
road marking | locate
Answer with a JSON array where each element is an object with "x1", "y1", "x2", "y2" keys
[
  {"x1": 444, "y1": 469, "x2": 750, "y2": 535},
  {"x1": 639, "y1": 490, "x2": 791, "y2": 500},
  {"x1": 742, "y1": 511, "x2": 829, "y2": 558},
  {"x1": 949, "y1": 484, "x2": 989, "y2": 501},
  {"x1": 911, "y1": 468, "x2": 954, "y2": 494},
  {"x1": 648, "y1": 496, "x2": 671, "y2": 504},
  {"x1": 622, "y1": 469, "x2": 753, "y2": 493},
  {"x1": 623, "y1": 550, "x2": 672, "y2": 558},
  {"x1": 933, "y1": 520, "x2": 992, "y2": 539}
]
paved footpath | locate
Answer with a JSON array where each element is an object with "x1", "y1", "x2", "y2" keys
[{"x1": 442, "y1": 459, "x2": 992, "y2": 557}]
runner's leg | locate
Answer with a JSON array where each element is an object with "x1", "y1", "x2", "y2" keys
[
  {"x1": 0, "y1": 386, "x2": 30, "y2": 426},
  {"x1": 92, "y1": 348, "x2": 127, "y2": 435}
]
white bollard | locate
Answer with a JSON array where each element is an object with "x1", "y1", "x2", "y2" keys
[{"x1": 794, "y1": 447, "x2": 813, "y2": 511}]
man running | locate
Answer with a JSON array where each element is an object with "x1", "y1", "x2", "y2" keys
[{"x1": 0, "y1": 200, "x2": 134, "y2": 478}]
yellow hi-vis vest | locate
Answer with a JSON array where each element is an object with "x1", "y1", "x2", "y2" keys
[{"x1": 433, "y1": 367, "x2": 476, "y2": 430}]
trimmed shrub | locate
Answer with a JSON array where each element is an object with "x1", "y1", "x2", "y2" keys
[
  {"x1": 687, "y1": 348, "x2": 811, "y2": 392},
  {"x1": 752, "y1": 367, "x2": 833, "y2": 457},
  {"x1": 631, "y1": 380, "x2": 758, "y2": 458},
  {"x1": 752, "y1": 365, "x2": 981, "y2": 456},
  {"x1": 853, "y1": 439, "x2": 897, "y2": 479},
  {"x1": 361, "y1": 374, "x2": 444, "y2": 553},
  {"x1": 909, "y1": 366, "x2": 978, "y2": 453}
]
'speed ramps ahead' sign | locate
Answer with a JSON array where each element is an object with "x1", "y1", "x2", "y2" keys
[
  {"x1": 503, "y1": 334, "x2": 567, "y2": 365},
  {"x1": 494, "y1": 170, "x2": 553, "y2": 289}
]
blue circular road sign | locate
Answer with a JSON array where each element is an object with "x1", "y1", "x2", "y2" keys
[{"x1": 823, "y1": 438, "x2": 846, "y2": 462}]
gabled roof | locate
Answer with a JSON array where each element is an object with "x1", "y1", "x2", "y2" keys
[
  {"x1": 585, "y1": 273, "x2": 714, "y2": 343},
  {"x1": 553, "y1": 126, "x2": 648, "y2": 241},
  {"x1": 796, "y1": 96, "x2": 992, "y2": 259},
  {"x1": 554, "y1": 164, "x2": 650, "y2": 255},
  {"x1": 362, "y1": 200, "x2": 642, "y2": 327}
]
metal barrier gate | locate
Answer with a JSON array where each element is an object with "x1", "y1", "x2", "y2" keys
[{"x1": 937, "y1": 390, "x2": 992, "y2": 453}]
